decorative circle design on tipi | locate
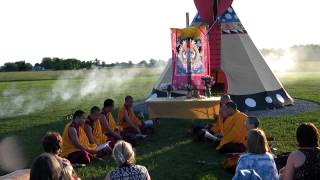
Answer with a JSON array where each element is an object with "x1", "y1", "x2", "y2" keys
[
  {"x1": 276, "y1": 94, "x2": 285, "y2": 103},
  {"x1": 265, "y1": 96, "x2": 273, "y2": 104},
  {"x1": 225, "y1": 13, "x2": 232, "y2": 19},
  {"x1": 228, "y1": 8, "x2": 233, "y2": 13},
  {"x1": 245, "y1": 98, "x2": 257, "y2": 108}
]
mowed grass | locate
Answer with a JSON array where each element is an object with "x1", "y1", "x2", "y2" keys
[{"x1": 0, "y1": 70, "x2": 319, "y2": 179}]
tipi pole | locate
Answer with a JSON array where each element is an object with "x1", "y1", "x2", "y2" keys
[{"x1": 186, "y1": 12, "x2": 192, "y2": 86}]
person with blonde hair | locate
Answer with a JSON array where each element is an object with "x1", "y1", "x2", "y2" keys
[
  {"x1": 233, "y1": 129, "x2": 279, "y2": 180},
  {"x1": 105, "y1": 140, "x2": 151, "y2": 180}
]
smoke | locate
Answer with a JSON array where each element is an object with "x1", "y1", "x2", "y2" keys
[
  {"x1": 0, "y1": 66, "x2": 164, "y2": 118},
  {"x1": 264, "y1": 49, "x2": 298, "y2": 73},
  {"x1": 0, "y1": 137, "x2": 26, "y2": 172}
]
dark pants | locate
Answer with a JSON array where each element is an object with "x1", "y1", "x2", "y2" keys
[
  {"x1": 67, "y1": 151, "x2": 93, "y2": 165},
  {"x1": 218, "y1": 143, "x2": 246, "y2": 154},
  {"x1": 121, "y1": 125, "x2": 154, "y2": 145}
]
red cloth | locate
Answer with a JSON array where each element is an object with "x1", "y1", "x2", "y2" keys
[{"x1": 67, "y1": 151, "x2": 92, "y2": 165}]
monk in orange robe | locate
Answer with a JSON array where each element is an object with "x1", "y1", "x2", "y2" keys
[
  {"x1": 195, "y1": 95, "x2": 231, "y2": 141},
  {"x1": 216, "y1": 101, "x2": 248, "y2": 154},
  {"x1": 210, "y1": 94, "x2": 231, "y2": 135},
  {"x1": 100, "y1": 99, "x2": 122, "y2": 148},
  {"x1": 118, "y1": 96, "x2": 154, "y2": 143},
  {"x1": 61, "y1": 110, "x2": 98, "y2": 164},
  {"x1": 84, "y1": 106, "x2": 107, "y2": 145}
]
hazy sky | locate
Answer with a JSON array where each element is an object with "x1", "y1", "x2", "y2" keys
[{"x1": 0, "y1": 0, "x2": 319, "y2": 65}]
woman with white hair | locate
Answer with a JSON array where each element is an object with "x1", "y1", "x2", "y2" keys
[{"x1": 105, "y1": 140, "x2": 151, "y2": 180}]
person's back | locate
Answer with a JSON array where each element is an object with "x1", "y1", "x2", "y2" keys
[
  {"x1": 234, "y1": 152, "x2": 278, "y2": 180},
  {"x1": 279, "y1": 123, "x2": 320, "y2": 180},
  {"x1": 293, "y1": 148, "x2": 320, "y2": 180},
  {"x1": 233, "y1": 129, "x2": 279, "y2": 180},
  {"x1": 105, "y1": 140, "x2": 151, "y2": 180},
  {"x1": 108, "y1": 164, "x2": 149, "y2": 180},
  {"x1": 30, "y1": 153, "x2": 62, "y2": 180}
]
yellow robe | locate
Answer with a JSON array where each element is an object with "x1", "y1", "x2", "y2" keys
[
  {"x1": 118, "y1": 105, "x2": 142, "y2": 129},
  {"x1": 210, "y1": 103, "x2": 228, "y2": 134},
  {"x1": 211, "y1": 115, "x2": 224, "y2": 134},
  {"x1": 216, "y1": 110, "x2": 248, "y2": 150},
  {"x1": 106, "y1": 112, "x2": 119, "y2": 132},
  {"x1": 87, "y1": 118, "x2": 107, "y2": 144},
  {"x1": 61, "y1": 122, "x2": 97, "y2": 157}
]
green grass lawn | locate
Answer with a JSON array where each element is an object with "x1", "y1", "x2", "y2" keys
[{"x1": 0, "y1": 70, "x2": 319, "y2": 180}]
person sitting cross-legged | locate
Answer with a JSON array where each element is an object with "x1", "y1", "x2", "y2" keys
[
  {"x1": 118, "y1": 96, "x2": 154, "y2": 144},
  {"x1": 61, "y1": 110, "x2": 108, "y2": 165},
  {"x1": 233, "y1": 129, "x2": 279, "y2": 180},
  {"x1": 216, "y1": 101, "x2": 248, "y2": 154},
  {"x1": 105, "y1": 140, "x2": 151, "y2": 180},
  {"x1": 100, "y1": 99, "x2": 122, "y2": 148},
  {"x1": 84, "y1": 106, "x2": 108, "y2": 145},
  {"x1": 279, "y1": 123, "x2": 320, "y2": 180},
  {"x1": 199, "y1": 115, "x2": 260, "y2": 145},
  {"x1": 194, "y1": 95, "x2": 231, "y2": 142},
  {"x1": 210, "y1": 94, "x2": 232, "y2": 135},
  {"x1": 84, "y1": 106, "x2": 112, "y2": 157}
]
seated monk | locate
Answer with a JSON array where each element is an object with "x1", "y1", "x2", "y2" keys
[
  {"x1": 61, "y1": 110, "x2": 109, "y2": 165},
  {"x1": 84, "y1": 106, "x2": 108, "y2": 145},
  {"x1": 100, "y1": 99, "x2": 122, "y2": 148},
  {"x1": 118, "y1": 96, "x2": 154, "y2": 141},
  {"x1": 194, "y1": 94, "x2": 231, "y2": 141},
  {"x1": 210, "y1": 94, "x2": 231, "y2": 135},
  {"x1": 216, "y1": 101, "x2": 248, "y2": 154}
]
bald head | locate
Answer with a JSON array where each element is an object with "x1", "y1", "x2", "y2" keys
[{"x1": 221, "y1": 94, "x2": 231, "y2": 105}]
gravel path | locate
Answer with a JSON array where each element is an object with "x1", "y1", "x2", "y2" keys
[{"x1": 134, "y1": 99, "x2": 320, "y2": 117}]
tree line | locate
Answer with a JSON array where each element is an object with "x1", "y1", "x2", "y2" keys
[
  {"x1": 1, "y1": 44, "x2": 320, "y2": 72},
  {"x1": 0, "y1": 58, "x2": 166, "y2": 72}
]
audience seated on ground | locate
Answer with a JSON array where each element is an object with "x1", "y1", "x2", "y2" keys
[
  {"x1": 105, "y1": 140, "x2": 151, "y2": 180},
  {"x1": 118, "y1": 96, "x2": 154, "y2": 142},
  {"x1": 216, "y1": 101, "x2": 248, "y2": 153},
  {"x1": 279, "y1": 123, "x2": 320, "y2": 180},
  {"x1": 233, "y1": 129, "x2": 279, "y2": 180},
  {"x1": 100, "y1": 99, "x2": 122, "y2": 148},
  {"x1": 30, "y1": 153, "x2": 64, "y2": 180},
  {"x1": 41, "y1": 132, "x2": 79, "y2": 179},
  {"x1": 84, "y1": 106, "x2": 108, "y2": 145},
  {"x1": 61, "y1": 110, "x2": 109, "y2": 165}
]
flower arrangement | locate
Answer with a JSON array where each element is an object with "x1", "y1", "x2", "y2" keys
[{"x1": 201, "y1": 76, "x2": 215, "y2": 97}]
